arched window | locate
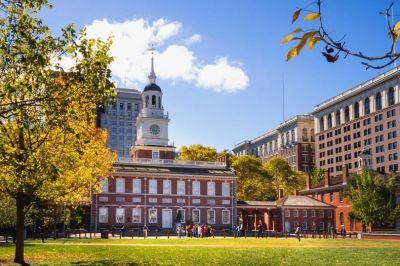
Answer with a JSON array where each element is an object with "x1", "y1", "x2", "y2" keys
[
  {"x1": 344, "y1": 106, "x2": 350, "y2": 122},
  {"x1": 340, "y1": 212, "x2": 344, "y2": 225},
  {"x1": 310, "y1": 129, "x2": 315, "y2": 141},
  {"x1": 152, "y1": 95, "x2": 156, "y2": 106},
  {"x1": 319, "y1": 117, "x2": 324, "y2": 131},
  {"x1": 145, "y1": 95, "x2": 149, "y2": 107},
  {"x1": 158, "y1": 96, "x2": 162, "y2": 108},
  {"x1": 364, "y1": 98, "x2": 370, "y2": 115},
  {"x1": 291, "y1": 129, "x2": 295, "y2": 142},
  {"x1": 354, "y1": 102, "x2": 360, "y2": 119},
  {"x1": 302, "y1": 128, "x2": 308, "y2": 141},
  {"x1": 388, "y1": 87, "x2": 395, "y2": 106},
  {"x1": 336, "y1": 110, "x2": 341, "y2": 125},
  {"x1": 327, "y1": 114, "x2": 332, "y2": 129},
  {"x1": 376, "y1": 92, "x2": 382, "y2": 110},
  {"x1": 286, "y1": 132, "x2": 290, "y2": 144}
]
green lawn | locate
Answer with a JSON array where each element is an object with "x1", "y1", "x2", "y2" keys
[{"x1": 1, "y1": 238, "x2": 400, "y2": 265}]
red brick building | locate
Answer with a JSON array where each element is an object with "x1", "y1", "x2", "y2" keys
[
  {"x1": 237, "y1": 194, "x2": 335, "y2": 233},
  {"x1": 91, "y1": 55, "x2": 237, "y2": 232}
]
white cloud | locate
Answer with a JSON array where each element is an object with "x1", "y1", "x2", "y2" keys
[
  {"x1": 197, "y1": 58, "x2": 249, "y2": 92},
  {"x1": 185, "y1": 34, "x2": 201, "y2": 45},
  {"x1": 77, "y1": 18, "x2": 249, "y2": 92}
]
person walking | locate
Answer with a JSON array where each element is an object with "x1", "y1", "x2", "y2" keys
[
  {"x1": 257, "y1": 223, "x2": 263, "y2": 238},
  {"x1": 143, "y1": 225, "x2": 148, "y2": 239},
  {"x1": 295, "y1": 225, "x2": 301, "y2": 242}
]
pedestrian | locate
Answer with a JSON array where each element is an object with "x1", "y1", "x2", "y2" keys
[
  {"x1": 340, "y1": 226, "x2": 346, "y2": 239},
  {"x1": 177, "y1": 225, "x2": 181, "y2": 238},
  {"x1": 143, "y1": 225, "x2": 148, "y2": 239},
  {"x1": 295, "y1": 225, "x2": 301, "y2": 242},
  {"x1": 257, "y1": 223, "x2": 263, "y2": 238},
  {"x1": 39, "y1": 226, "x2": 45, "y2": 243}
]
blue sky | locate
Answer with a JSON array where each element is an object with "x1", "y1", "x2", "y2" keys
[{"x1": 43, "y1": 0, "x2": 396, "y2": 151}]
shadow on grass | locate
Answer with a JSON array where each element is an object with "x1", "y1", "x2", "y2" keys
[{"x1": 71, "y1": 260, "x2": 139, "y2": 266}]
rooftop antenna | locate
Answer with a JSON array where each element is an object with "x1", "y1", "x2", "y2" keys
[{"x1": 282, "y1": 73, "x2": 286, "y2": 122}]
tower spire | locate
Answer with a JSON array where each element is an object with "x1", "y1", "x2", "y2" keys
[{"x1": 148, "y1": 44, "x2": 156, "y2": 84}]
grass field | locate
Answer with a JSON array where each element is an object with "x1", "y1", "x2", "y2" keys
[{"x1": 1, "y1": 237, "x2": 400, "y2": 265}]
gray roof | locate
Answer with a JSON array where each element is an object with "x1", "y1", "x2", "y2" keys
[{"x1": 280, "y1": 195, "x2": 335, "y2": 208}]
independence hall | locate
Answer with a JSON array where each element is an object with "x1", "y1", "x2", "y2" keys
[
  {"x1": 301, "y1": 67, "x2": 400, "y2": 232},
  {"x1": 91, "y1": 54, "x2": 237, "y2": 231}
]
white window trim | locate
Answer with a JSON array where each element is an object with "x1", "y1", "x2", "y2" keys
[
  {"x1": 116, "y1": 178, "x2": 125, "y2": 193},
  {"x1": 132, "y1": 179, "x2": 141, "y2": 194},
  {"x1": 192, "y1": 181, "x2": 200, "y2": 196},
  {"x1": 222, "y1": 210, "x2": 230, "y2": 224},
  {"x1": 163, "y1": 180, "x2": 171, "y2": 195},
  {"x1": 207, "y1": 181, "x2": 215, "y2": 196},
  {"x1": 285, "y1": 209, "x2": 290, "y2": 217},
  {"x1": 294, "y1": 209, "x2": 298, "y2": 218},
  {"x1": 222, "y1": 182, "x2": 230, "y2": 197},
  {"x1": 149, "y1": 179, "x2": 157, "y2": 194},
  {"x1": 207, "y1": 209, "x2": 216, "y2": 224},
  {"x1": 116, "y1": 207, "x2": 125, "y2": 223},
  {"x1": 132, "y1": 208, "x2": 141, "y2": 223},
  {"x1": 192, "y1": 209, "x2": 200, "y2": 224},
  {"x1": 177, "y1": 180, "x2": 185, "y2": 195},
  {"x1": 177, "y1": 209, "x2": 185, "y2": 223},
  {"x1": 99, "y1": 207, "x2": 108, "y2": 223},
  {"x1": 302, "y1": 210, "x2": 307, "y2": 218},
  {"x1": 101, "y1": 179, "x2": 108, "y2": 193},
  {"x1": 149, "y1": 208, "x2": 157, "y2": 223}
]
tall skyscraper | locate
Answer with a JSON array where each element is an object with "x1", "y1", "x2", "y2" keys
[{"x1": 98, "y1": 88, "x2": 142, "y2": 158}]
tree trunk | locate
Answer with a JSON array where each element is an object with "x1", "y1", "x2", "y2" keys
[{"x1": 14, "y1": 196, "x2": 25, "y2": 264}]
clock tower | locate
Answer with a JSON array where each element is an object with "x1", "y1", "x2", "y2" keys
[{"x1": 131, "y1": 47, "x2": 176, "y2": 160}]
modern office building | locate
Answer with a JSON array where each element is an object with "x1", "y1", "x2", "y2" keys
[
  {"x1": 232, "y1": 115, "x2": 315, "y2": 172},
  {"x1": 300, "y1": 67, "x2": 400, "y2": 232},
  {"x1": 97, "y1": 88, "x2": 142, "y2": 158},
  {"x1": 313, "y1": 67, "x2": 400, "y2": 175}
]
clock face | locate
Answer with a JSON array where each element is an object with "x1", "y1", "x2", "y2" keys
[{"x1": 149, "y1": 124, "x2": 160, "y2": 135}]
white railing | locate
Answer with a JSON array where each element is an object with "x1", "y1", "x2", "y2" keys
[{"x1": 116, "y1": 157, "x2": 226, "y2": 168}]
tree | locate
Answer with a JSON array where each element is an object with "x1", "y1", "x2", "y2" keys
[
  {"x1": 0, "y1": 195, "x2": 16, "y2": 229},
  {"x1": 263, "y1": 157, "x2": 305, "y2": 197},
  {"x1": 344, "y1": 170, "x2": 400, "y2": 228},
  {"x1": 179, "y1": 144, "x2": 219, "y2": 161},
  {"x1": 230, "y1": 155, "x2": 274, "y2": 201},
  {"x1": 0, "y1": 1, "x2": 116, "y2": 263},
  {"x1": 283, "y1": 0, "x2": 400, "y2": 69},
  {"x1": 310, "y1": 168, "x2": 325, "y2": 186}
]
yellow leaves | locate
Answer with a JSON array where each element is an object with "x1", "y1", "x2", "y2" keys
[
  {"x1": 285, "y1": 31, "x2": 319, "y2": 61},
  {"x1": 391, "y1": 21, "x2": 400, "y2": 42},
  {"x1": 287, "y1": 46, "x2": 298, "y2": 61},
  {"x1": 308, "y1": 36, "x2": 322, "y2": 51},
  {"x1": 292, "y1": 9, "x2": 302, "y2": 24},
  {"x1": 304, "y1": 13, "x2": 320, "y2": 21},
  {"x1": 281, "y1": 33, "x2": 294, "y2": 45}
]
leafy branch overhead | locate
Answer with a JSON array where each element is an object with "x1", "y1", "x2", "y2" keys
[{"x1": 282, "y1": 0, "x2": 400, "y2": 69}]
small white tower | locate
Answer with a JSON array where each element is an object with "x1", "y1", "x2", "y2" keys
[
  {"x1": 135, "y1": 46, "x2": 170, "y2": 147},
  {"x1": 358, "y1": 147, "x2": 372, "y2": 171}
]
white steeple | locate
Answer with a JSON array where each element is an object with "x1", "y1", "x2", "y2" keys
[{"x1": 148, "y1": 44, "x2": 156, "y2": 84}]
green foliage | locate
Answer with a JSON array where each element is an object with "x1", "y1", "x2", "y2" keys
[
  {"x1": 310, "y1": 168, "x2": 325, "y2": 186},
  {"x1": 344, "y1": 170, "x2": 400, "y2": 227},
  {"x1": 0, "y1": 195, "x2": 16, "y2": 227},
  {"x1": 263, "y1": 157, "x2": 305, "y2": 197},
  {"x1": 0, "y1": 0, "x2": 116, "y2": 263},
  {"x1": 178, "y1": 144, "x2": 219, "y2": 161},
  {"x1": 231, "y1": 155, "x2": 274, "y2": 201}
]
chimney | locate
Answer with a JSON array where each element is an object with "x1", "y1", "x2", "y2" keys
[
  {"x1": 324, "y1": 170, "x2": 330, "y2": 187},
  {"x1": 343, "y1": 165, "x2": 348, "y2": 185},
  {"x1": 306, "y1": 173, "x2": 311, "y2": 190},
  {"x1": 278, "y1": 189, "x2": 284, "y2": 199}
]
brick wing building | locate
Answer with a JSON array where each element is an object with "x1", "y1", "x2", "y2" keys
[
  {"x1": 237, "y1": 194, "x2": 335, "y2": 233},
  {"x1": 91, "y1": 53, "x2": 237, "y2": 232}
]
